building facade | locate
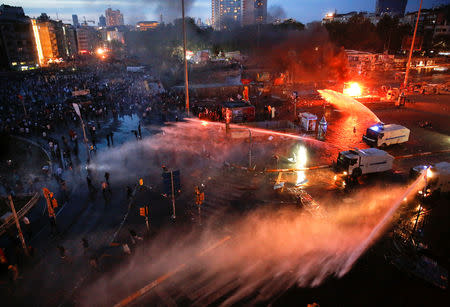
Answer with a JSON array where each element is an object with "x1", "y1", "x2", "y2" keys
[
  {"x1": 212, "y1": 0, "x2": 241, "y2": 30},
  {"x1": 76, "y1": 26, "x2": 100, "y2": 53},
  {"x1": 34, "y1": 13, "x2": 66, "y2": 65},
  {"x1": 105, "y1": 8, "x2": 124, "y2": 27},
  {"x1": 401, "y1": 6, "x2": 450, "y2": 51},
  {"x1": 0, "y1": 5, "x2": 38, "y2": 70},
  {"x1": 376, "y1": 0, "x2": 408, "y2": 17},
  {"x1": 72, "y1": 14, "x2": 79, "y2": 27},
  {"x1": 242, "y1": 0, "x2": 267, "y2": 26},
  {"x1": 99, "y1": 15, "x2": 106, "y2": 27},
  {"x1": 136, "y1": 21, "x2": 159, "y2": 31},
  {"x1": 62, "y1": 24, "x2": 77, "y2": 58}
]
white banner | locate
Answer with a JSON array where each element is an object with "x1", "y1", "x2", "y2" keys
[{"x1": 72, "y1": 103, "x2": 81, "y2": 118}]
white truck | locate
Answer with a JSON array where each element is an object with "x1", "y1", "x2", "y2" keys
[
  {"x1": 335, "y1": 148, "x2": 394, "y2": 178},
  {"x1": 363, "y1": 123, "x2": 410, "y2": 148},
  {"x1": 412, "y1": 162, "x2": 450, "y2": 197}
]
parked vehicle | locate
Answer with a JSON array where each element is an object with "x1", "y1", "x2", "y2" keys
[
  {"x1": 411, "y1": 162, "x2": 450, "y2": 197},
  {"x1": 363, "y1": 123, "x2": 410, "y2": 148},
  {"x1": 335, "y1": 148, "x2": 394, "y2": 178}
]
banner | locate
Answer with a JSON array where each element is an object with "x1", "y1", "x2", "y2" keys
[
  {"x1": 72, "y1": 89, "x2": 90, "y2": 96},
  {"x1": 72, "y1": 103, "x2": 81, "y2": 118}
]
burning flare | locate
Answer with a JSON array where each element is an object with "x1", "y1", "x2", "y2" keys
[
  {"x1": 295, "y1": 146, "x2": 308, "y2": 186},
  {"x1": 343, "y1": 82, "x2": 362, "y2": 97}
]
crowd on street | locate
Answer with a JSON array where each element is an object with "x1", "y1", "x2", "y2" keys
[{"x1": 0, "y1": 63, "x2": 178, "y2": 292}]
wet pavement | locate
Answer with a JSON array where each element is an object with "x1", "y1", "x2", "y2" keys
[{"x1": 2, "y1": 85, "x2": 449, "y2": 306}]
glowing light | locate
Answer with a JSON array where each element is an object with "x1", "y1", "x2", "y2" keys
[
  {"x1": 343, "y1": 171, "x2": 348, "y2": 176},
  {"x1": 370, "y1": 125, "x2": 380, "y2": 132},
  {"x1": 201, "y1": 121, "x2": 209, "y2": 127},
  {"x1": 343, "y1": 82, "x2": 362, "y2": 97},
  {"x1": 295, "y1": 146, "x2": 308, "y2": 186},
  {"x1": 31, "y1": 19, "x2": 44, "y2": 66},
  {"x1": 426, "y1": 168, "x2": 433, "y2": 179},
  {"x1": 96, "y1": 48, "x2": 105, "y2": 55},
  {"x1": 186, "y1": 50, "x2": 194, "y2": 61}
]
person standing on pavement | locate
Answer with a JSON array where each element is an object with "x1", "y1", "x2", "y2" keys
[
  {"x1": 60, "y1": 180, "x2": 69, "y2": 204},
  {"x1": 104, "y1": 172, "x2": 110, "y2": 185},
  {"x1": 110, "y1": 132, "x2": 114, "y2": 145},
  {"x1": 138, "y1": 123, "x2": 142, "y2": 139},
  {"x1": 132, "y1": 130, "x2": 138, "y2": 140},
  {"x1": 86, "y1": 176, "x2": 95, "y2": 192},
  {"x1": 101, "y1": 181, "x2": 111, "y2": 204}
]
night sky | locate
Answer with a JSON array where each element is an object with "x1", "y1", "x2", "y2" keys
[{"x1": 5, "y1": 0, "x2": 449, "y2": 25}]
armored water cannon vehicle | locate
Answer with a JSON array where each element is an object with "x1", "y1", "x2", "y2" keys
[
  {"x1": 363, "y1": 123, "x2": 410, "y2": 148},
  {"x1": 411, "y1": 162, "x2": 450, "y2": 197},
  {"x1": 335, "y1": 148, "x2": 394, "y2": 179}
]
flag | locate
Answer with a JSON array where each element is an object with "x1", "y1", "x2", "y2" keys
[{"x1": 72, "y1": 103, "x2": 81, "y2": 118}]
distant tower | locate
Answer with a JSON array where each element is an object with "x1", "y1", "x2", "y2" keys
[
  {"x1": 160, "y1": 13, "x2": 163, "y2": 24},
  {"x1": 211, "y1": 0, "x2": 242, "y2": 30},
  {"x1": 242, "y1": 0, "x2": 267, "y2": 26},
  {"x1": 98, "y1": 14, "x2": 106, "y2": 27},
  {"x1": 105, "y1": 8, "x2": 124, "y2": 26},
  {"x1": 72, "y1": 14, "x2": 79, "y2": 27}
]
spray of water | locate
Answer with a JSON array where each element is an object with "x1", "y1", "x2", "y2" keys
[
  {"x1": 80, "y1": 119, "x2": 426, "y2": 306},
  {"x1": 318, "y1": 89, "x2": 380, "y2": 123},
  {"x1": 186, "y1": 118, "x2": 339, "y2": 149}
]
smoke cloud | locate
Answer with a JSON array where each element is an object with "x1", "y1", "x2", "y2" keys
[
  {"x1": 267, "y1": 4, "x2": 287, "y2": 23},
  {"x1": 144, "y1": 0, "x2": 196, "y2": 23}
]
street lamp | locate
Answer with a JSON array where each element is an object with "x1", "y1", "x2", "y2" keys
[
  {"x1": 398, "y1": 0, "x2": 423, "y2": 107},
  {"x1": 181, "y1": 0, "x2": 190, "y2": 116}
]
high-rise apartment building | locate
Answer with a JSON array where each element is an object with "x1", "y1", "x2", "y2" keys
[
  {"x1": 0, "y1": 5, "x2": 38, "y2": 70},
  {"x1": 99, "y1": 15, "x2": 106, "y2": 27},
  {"x1": 212, "y1": 0, "x2": 241, "y2": 30},
  {"x1": 72, "y1": 14, "x2": 79, "y2": 27},
  {"x1": 33, "y1": 13, "x2": 65, "y2": 65},
  {"x1": 76, "y1": 26, "x2": 100, "y2": 53},
  {"x1": 105, "y1": 8, "x2": 124, "y2": 26},
  {"x1": 62, "y1": 24, "x2": 77, "y2": 58},
  {"x1": 376, "y1": 0, "x2": 408, "y2": 17},
  {"x1": 242, "y1": 0, "x2": 267, "y2": 26}
]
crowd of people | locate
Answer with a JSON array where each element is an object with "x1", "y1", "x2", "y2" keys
[{"x1": 0, "y1": 63, "x2": 180, "y2": 290}]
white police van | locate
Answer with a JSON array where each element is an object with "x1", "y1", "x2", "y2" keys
[
  {"x1": 335, "y1": 148, "x2": 394, "y2": 179},
  {"x1": 363, "y1": 123, "x2": 410, "y2": 148}
]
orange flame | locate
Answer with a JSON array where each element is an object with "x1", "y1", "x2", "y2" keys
[{"x1": 343, "y1": 82, "x2": 362, "y2": 97}]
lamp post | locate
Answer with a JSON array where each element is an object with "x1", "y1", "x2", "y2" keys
[
  {"x1": 181, "y1": 0, "x2": 190, "y2": 116},
  {"x1": 398, "y1": 0, "x2": 423, "y2": 107},
  {"x1": 8, "y1": 195, "x2": 28, "y2": 256}
]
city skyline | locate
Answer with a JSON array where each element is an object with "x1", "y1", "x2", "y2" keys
[{"x1": 4, "y1": 0, "x2": 448, "y2": 25}]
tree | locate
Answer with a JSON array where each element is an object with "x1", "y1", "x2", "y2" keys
[
  {"x1": 325, "y1": 14, "x2": 381, "y2": 52},
  {"x1": 276, "y1": 19, "x2": 305, "y2": 31}
]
